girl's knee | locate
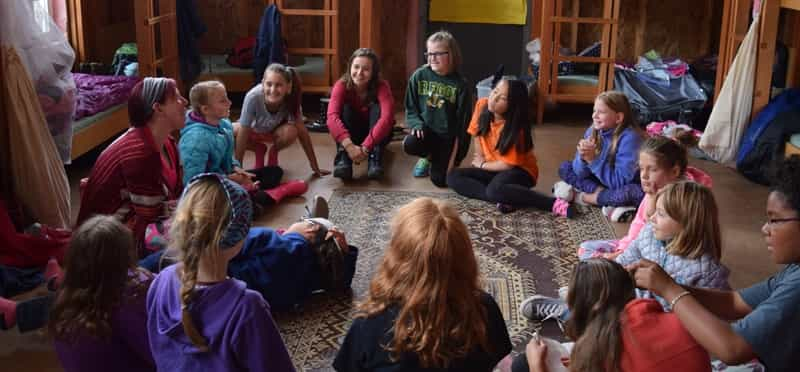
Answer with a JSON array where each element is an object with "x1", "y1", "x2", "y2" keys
[
  {"x1": 402, "y1": 135, "x2": 425, "y2": 156},
  {"x1": 274, "y1": 124, "x2": 298, "y2": 149}
]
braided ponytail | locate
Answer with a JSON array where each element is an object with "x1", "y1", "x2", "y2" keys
[{"x1": 168, "y1": 179, "x2": 232, "y2": 352}]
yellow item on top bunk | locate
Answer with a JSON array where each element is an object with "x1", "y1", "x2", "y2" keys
[{"x1": 429, "y1": 0, "x2": 526, "y2": 25}]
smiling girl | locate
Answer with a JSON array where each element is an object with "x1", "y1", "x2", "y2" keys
[
  {"x1": 447, "y1": 78, "x2": 575, "y2": 217},
  {"x1": 553, "y1": 91, "x2": 643, "y2": 217},
  {"x1": 235, "y1": 63, "x2": 328, "y2": 176},
  {"x1": 327, "y1": 48, "x2": 394, "y2": 180}
]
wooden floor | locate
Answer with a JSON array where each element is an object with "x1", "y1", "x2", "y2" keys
[{"x1": 2, "y1": 107, "x2": 775, "y2": 371}]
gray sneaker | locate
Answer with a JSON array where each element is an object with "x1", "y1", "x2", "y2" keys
[
  {"x1": 519, "y1": 295, "x2": 567, "y2": 330},
  {"x1": 305, "y1": 195, "x2": 329, "y2": 219}
]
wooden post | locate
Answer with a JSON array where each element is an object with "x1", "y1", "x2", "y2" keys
[
  {"x1": 359, "y1": 0, "x2": 381, "y2": 55},
  {"x1": 751, "y1": 0, "x2": 780, "y2": 120}
]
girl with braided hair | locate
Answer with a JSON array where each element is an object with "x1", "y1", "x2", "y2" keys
[{"x1": 145, "y1": 173, "x2": 294, "y2": 372}]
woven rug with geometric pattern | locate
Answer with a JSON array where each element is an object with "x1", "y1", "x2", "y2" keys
[{"x1": 273, "y1": 190, "x2": 617, "y2": 371}]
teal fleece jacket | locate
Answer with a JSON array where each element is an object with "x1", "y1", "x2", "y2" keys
[{"x1": 179, "y1": 112, "x2": 241, "y2": 185}]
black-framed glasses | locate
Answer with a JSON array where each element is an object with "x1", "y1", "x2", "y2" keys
[
  {"x1": 424, "y1": 51, "x2": 449, "y2": 59},
  {"x1": 765, "y1": 217, "x2": 800, "y2": 226}
]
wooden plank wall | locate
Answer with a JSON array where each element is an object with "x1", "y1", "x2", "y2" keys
[
  {"x1": 554, "y1": 0, "x2": 724, "y2": 62},
  {"x1": 193, "y1": 0, "x2": 408, "y2": 106},
  {"x1": 75, "y1": 0, "x2": 135, "y2": 65}
]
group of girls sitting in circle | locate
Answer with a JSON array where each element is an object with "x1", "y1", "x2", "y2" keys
[
  {"x1": 38, "y1": 152, "x2": 800, "y2": 372},
  {"x1": 0, "y1": 28, "x2": 796, "y2": 372}
]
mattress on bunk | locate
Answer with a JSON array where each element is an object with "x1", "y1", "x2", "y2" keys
[
  {"x1": 73, "y1": 73, "x2": 139, "y2": 121},
  {"x1": 556, "y1": 74, "x2": 599, "y2": 87},
  {"x1": 201, "y1": 54, "x2": 325, "y2": 78},
  {"x1": 72, "y1": 103, "x2": 126, "y2": 134}
]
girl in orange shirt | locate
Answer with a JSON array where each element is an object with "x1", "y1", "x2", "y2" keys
[{"x1": 447, "y1": 78, "x2": 575, "y2": 217}]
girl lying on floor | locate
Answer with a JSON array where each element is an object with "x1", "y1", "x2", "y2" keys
[{"x1": 139, "y1": 187, "x2": 357, "y2": 311}]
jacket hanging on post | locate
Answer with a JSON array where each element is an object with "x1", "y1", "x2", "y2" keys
[
  {"x1": 253, "y1": 4, "x2": 286, "y2": 84},
  {"x1": 177, "y1": 0, "x2": 207, "y2": 84}
]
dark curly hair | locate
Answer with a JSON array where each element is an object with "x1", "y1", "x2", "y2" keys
[{"x1": 770, "y1": 155, "x2": 800, "y2": 214}]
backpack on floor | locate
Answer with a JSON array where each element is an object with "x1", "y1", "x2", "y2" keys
[{"x1": 226, "y1": 37, "x2": 256, "y2": 68}]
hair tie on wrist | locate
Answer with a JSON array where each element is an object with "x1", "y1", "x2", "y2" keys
[{"x1": 669, "y1": 290, "x2": 691, "y2": 310}]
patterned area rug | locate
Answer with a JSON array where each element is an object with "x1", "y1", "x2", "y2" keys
[{"x1": 273, "y1": 190, "x2": 617, "y2": 371}]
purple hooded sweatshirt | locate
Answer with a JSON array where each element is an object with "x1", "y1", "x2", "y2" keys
[
  {"x1": 146, "y1": 264, "x2": 296, "y2": 372},
  {"x1": 53, "y1": 269, "x2": 155, "y2": 372}
]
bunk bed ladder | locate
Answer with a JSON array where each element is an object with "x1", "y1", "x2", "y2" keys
[
  {"x1": 269, "y1": 0, "x2": 340, "y2": 94},
  {"x1": 134, "y1": 0, "x2": 180, "y2": 85},
  {"x1": 536, "y1": 0, "x2": 621, "y2": 124}
]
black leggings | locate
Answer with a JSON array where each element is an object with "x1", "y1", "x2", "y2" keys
[
  {"x1": 248, "y1": 166, "x2": 283, "y2": 190},
  {"x1": 447, "y1": 166, "x2": 557, "y2": 211},
  {"x1": 403, "y1": 128, "x2": 456, "y2": 187}
]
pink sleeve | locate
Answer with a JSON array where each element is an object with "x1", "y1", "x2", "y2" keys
[
  {"x1": 327, "y1": 80, "x2": 350, "y2": 143},
  {"x1": 616, "y1": 194, "x2": 650, "y2": 253},
  {"x1": 685, "y1": 166, "x2": 713, "y2": 188},
  {"x1": 362, "y1": 80, "x2": 395, "y2": 150}
]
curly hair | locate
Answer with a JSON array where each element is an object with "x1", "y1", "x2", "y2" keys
[
  {"x1": 49, "y1": 215, "x2": 152, "y2": 341},
  {"x1": 356, "y1": 198, "x2": 489, "y2": 368},
  {"x1": 770, "y1": 155, "x2": 800, "y2": 214}
]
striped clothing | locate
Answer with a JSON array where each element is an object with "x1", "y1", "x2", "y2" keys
[{"x1": 76, "y1": 127, "x2": 181, "y2": 252}]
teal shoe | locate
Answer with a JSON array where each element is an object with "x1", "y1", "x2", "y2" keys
[{"x1": 413, "y1": 158, "x2": 430, "y2": 177}]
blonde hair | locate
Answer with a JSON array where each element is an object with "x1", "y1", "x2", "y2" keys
[
  {"x1": 590, "y1": 91, "x2": 642, "y2": 168},
  {"x1": 189, "y1": 80, "x2": 225, "y2": 114},
  {"x1": 426, "y1": 30, "x2": 462, "y2": 73},
  {"x1": 357, "y1": 198, "x2": 489, "y2": 368},
  {"x1": 656, "y1": 181, "x2": 721, "y2": 260},
  {"x1": 167, "y1": 178, "x2": 232, "y2": 352}
]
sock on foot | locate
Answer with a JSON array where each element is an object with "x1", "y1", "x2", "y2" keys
[
  {"x1": 253, "y1": 143, "x2": 268, "y2": 169},
  {"x1": 0, "y1": 297, "x2": 17, "y2": 330},
  {"x1": 265, "y1": 180, "x2": 308, "y2": 203},
  {"x1": 267, "y1": 146, "x2": 279, "y2": 167}
]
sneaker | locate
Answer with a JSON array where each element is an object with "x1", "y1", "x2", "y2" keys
[
  {"x1": 604, "y1": 206, "x2": 637, "y2": 222},
  {"x1": 519, "y1": 295, "x2": 568, "y2": 330},
  {"x1": 558, "y1": 286, "x2": 569, "y2": 301},
  {"x1": 413, "y1": 158, "x2": 430, "y2": 177},
  {"x1": 305, "y1": 195, "x2": 329, "y2": 219},
  {"x1": 552, "y1": 181, "x2": 575, "y2": 201},
  {"x1": 574, "y1": 192, "x2": 590, "y2": 206},
  {"x1": 497, "y1": 203, "x2": 516, "y2": 214},
  {"x1": 551, "y1": 198, "x2": 576, "y2": 218}
]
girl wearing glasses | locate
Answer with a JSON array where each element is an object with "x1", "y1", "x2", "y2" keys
[
  {"x1": 629, "y1": 155, "x2": 800, "y2": 371},
  {"x1": 403, "y1": 30, "x2": 472, "y2": 187}
]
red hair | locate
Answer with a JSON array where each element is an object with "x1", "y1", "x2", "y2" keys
[{"x1": 357, "y1": 198, "x2": 490, "y2": 368}]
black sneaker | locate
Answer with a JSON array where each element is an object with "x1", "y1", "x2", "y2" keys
[{"x1": 519, "y1": 295, "x2": 567, "y2": 331}]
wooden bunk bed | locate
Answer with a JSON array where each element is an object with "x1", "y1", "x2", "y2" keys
[
  {"x1": 717, "y1": 0, "x2": 800, "y2": 119},
  {"x1": 66, "y1": 0, "x2": 178, "y2": 160},
  {"x1": 196, "y1": 0, "x2": 340, "y2": 94},
  {"x1": 534, "y1": 0, "x2": 621, "y2": 125}
]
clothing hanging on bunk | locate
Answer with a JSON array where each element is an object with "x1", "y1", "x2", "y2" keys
[
  {"x1": 699, "y1": 12, "x2": 760, "y2": 166},
  {"x1": 254, "y1": 4, "x2": 286, "y2": 84},
  {"x1": 177, "y1": 0, "x2": 208, "y2": 83},
  {"x1": 0, "y1": 46, "x2": 71, "y2": 229}
]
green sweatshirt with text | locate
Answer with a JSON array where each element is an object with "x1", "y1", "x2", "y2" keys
[{"x1": 404, "y1": 65, "x2": 472, "y2": 164}]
